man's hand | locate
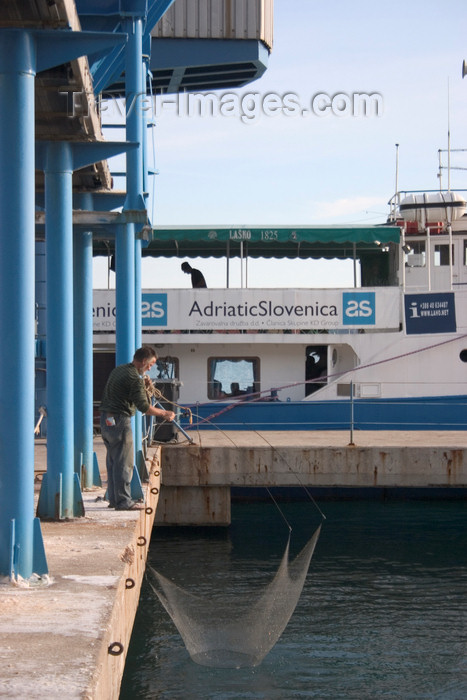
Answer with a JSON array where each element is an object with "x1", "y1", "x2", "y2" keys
[
  {"x1": 148, "y1": 405, "x2": 176, "y2": 422},
  {"x1": 162, "y1": 410, "x2": 175, "y2": 422}
]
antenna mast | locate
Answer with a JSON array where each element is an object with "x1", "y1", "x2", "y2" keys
[
  {"x1": 447, "y1": 78, "x2": 451, "y2": 192},
  {"x1": 395, "y1": 142, "x2": 399, "y2": 195}
]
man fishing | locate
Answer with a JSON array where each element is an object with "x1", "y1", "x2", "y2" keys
[{"x1": 100, "y1": 345, "x2": 175, "y2": 510}]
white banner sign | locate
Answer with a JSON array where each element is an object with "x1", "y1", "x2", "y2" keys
[{"x1": 93, "y1": 288, "x2": 400, "y2": 331}]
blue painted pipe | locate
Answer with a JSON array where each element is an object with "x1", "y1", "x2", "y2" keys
[
  {"x1": 0, "y1": 30, "x2": 46, "y2": 578},
  {"x1": 115, "y1": 17, "x2": 145, "y2": 367},
  {"x1": 115, "y1": 17, "x2": 145, "y2": 467},
  {"x1": 74, "y1": 193, "x2": 100, "y2": 489},
  {"x1": 125, "y1": 16, "x2": 144, "y2": 212},
  {"x1": 43, "y1": 143, "x2": 81, "y2": 519},
  {"x1": 115, "y1": 221, "x2": 136, "y2": 367}
]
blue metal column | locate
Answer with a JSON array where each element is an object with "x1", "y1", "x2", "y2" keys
[
  {"x1": 115, "y1": 218, "x2": 135, "y2": 367},
  {"x1": 137, "y1": 56, "x2": 152, "y2": 477},
  {"x1": 132, "y1": 17, "x2": 146, "y2": 478},
  {"x1": 116, "y1": 15, "x2": 145, "y2": 366},
  {"x1": 73, "y1": 193, "x2": 101, "y2": 489},
  {"x1": 37, "y1": 143, "x2": 84, "y2": 520},
  {"x1": 134, "y1": 225, "x2": 146, "y2": 476},
  {"x1": 0, "y1": 30, "x2": 47, "y2": 579},
  {"x1": 130, "y1": 27, "x2": 144, "y2": 349},
  {"x1": 120, "y1": 15, "x2": 146, "y2": 476},
  {"x1": 142, "y1": 58, "x2": 151, "y2": 218}
]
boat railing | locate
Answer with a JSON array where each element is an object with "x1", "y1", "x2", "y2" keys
[
  {"x1": 182, "y1": 391, "x2": 467, "y2": 435},
  {"x1": 178, "y1": 374, "x2": 467, "y2": 436}
]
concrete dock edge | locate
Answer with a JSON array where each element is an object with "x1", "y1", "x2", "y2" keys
[{"x1": 84, "y1": 451, "x2": 161, "y2": 700}]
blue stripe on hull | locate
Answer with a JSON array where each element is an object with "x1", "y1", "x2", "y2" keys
[{"x1": 182, "y1": 396, "x2": 467, "y2": 432}]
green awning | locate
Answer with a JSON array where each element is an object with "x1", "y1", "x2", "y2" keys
[{"x1": 93, "y1": 224, "x2": 400, "y2": 259}]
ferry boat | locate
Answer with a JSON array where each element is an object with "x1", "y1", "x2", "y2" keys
[{"x1": 93, "y1": 190, "x2": 467, "y2": 433}]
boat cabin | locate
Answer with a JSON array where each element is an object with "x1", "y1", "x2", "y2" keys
[{"x1": 92, "y1": 197, "x2": 467, "y2": 425}]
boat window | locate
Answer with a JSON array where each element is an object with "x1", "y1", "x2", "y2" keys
[
  {"x1": 149, "y1": 356, "x2": 179, "y2": 380},
  {"x1": 434, "y1": 244, "x2": 454, "y2": 266},
  {"x1": 405, "y1": 240, "x2": 426, "y2": 267},
  {"x1": 93, "y1": 352, "x2": 115, "y2": 402},
  {"x1": 464, "y1": 241, "x2": 467, "y2": 266},
  {"x1": 305, "y1": 346, "x2": 327, "y2": 396},
  {"x1": 207, "y1": 357, "x2": 259, "y2": 399},
  {"x1": 460, "y1": 350, "x2": 467, "y2": 363}
]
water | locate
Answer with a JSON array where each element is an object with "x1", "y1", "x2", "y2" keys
[{"x1": 120, "y1": 500, "x2": 467, "y2": 699}]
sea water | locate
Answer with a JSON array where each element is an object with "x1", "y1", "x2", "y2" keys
[{"x1": 120, "y1": 500, "x2": 467, "y2": 699}]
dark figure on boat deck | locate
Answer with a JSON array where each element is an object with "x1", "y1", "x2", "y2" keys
[
  {"x1": 100, "y1": 346, "x2": 175, "y2": 511},
  {"x1": 181, "y1": 261, "x2": 207, "y2": 288}
]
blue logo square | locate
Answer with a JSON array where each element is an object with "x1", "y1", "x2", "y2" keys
[
  {"x1": 404, "y1": 293, "x2": 456, "y2": 334},
  {"x1": 342, "y1": 292, "x2": 375, "y2": 325},
  {"x1": 141, "y1": 293, "x2": 167, "y2": 327}
]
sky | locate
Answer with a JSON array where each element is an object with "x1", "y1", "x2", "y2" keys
[{"x1": 93, "y1": 0, "x2": 467, "y2": 290}]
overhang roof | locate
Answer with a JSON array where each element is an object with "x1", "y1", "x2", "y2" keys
[
  {"x1": 93, "y1": 224, "x2": 400, "y2": 259},
  {"x1": 106, "y1": 37, "x2": 269, "y2": 94}
]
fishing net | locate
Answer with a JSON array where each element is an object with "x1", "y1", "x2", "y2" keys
[{"x1": 147, "y1": 525, "x2": 321, "y2": 668}]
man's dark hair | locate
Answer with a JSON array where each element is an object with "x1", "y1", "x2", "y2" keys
[
  {"x1": 133, "y1": 345, "x2": 157, "y2": 362},
  {"x1": 181, "y1": 262, "x2": 192, "y2": 272}
]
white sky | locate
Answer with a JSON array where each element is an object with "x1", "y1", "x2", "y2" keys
[{"x1": 93, "y1": 0, "x2": 467, "y2": 290}]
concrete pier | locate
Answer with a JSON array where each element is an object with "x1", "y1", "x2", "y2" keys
[
  {"x1": 0, "y1": 440, "x2": 161, "y2": 700},
  {"x1": 157, "y1": 430, "x2": 467, "y2": 525}
]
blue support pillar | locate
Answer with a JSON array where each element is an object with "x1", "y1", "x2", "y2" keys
[
  {"x1": 37, "y1": 142, "x2": 84, "y2": 520},
  {"x1": 142, "y1": 59, "x2": 151, "y2": 217},
  {"x1": 73, "y1": 193, "x2": 101, "y2": 489},
  {"x1": 116, "y1": 15, "x2": 145, "y2": 367},
  {"x1": 0, "y1": 30, "x2": 47, "y2": 579},
  {"x1": 137, "y1": 58, "x2": 152, "y2": 478},
  {"x1": 123, "y1": 15, "x2": 147, "y2": 477},
  {"x1": 115, "y1": 221, "x2": 136, "y2": 367},
  {"x1": 134, "y1": 228, "x2": 147, "y2": 477},
  {"x1": 125, "y1": 16, "x2": 144, "y2": 347}
]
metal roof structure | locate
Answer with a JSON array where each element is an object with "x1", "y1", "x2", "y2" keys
[
  {"x1": 2, "y1": 0, "x2": 113, "y2": 192},
  {"x1": 123, "y1": 37, "x2": 268, "y2": 93},
  {"x1": 3, "y1": 1, "x2": 272, "y2": 203},
  {"x1": 108, "y1": 0, "x2": 273, "y2": 94}
]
